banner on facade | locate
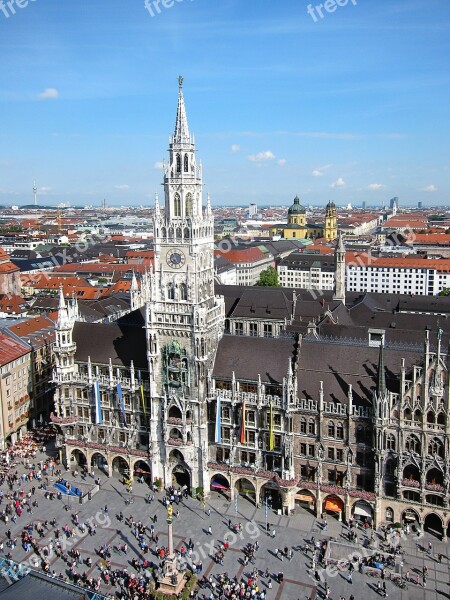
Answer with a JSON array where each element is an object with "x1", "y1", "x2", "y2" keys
[
  {"x1": 140, "y1": 385, "x2": 146, "y2": 416},
  {"x1": 215, "y1": 396, "x2": 222, "y2": 443},
  {"x1": 116, "y1": 383, "x2": 127, "y2": 426},
  {"x1": 94, "y1": 381, "x2": 102, "y2": 425},
  {"x1": 240, "y1": 398, "x2": 246, "y2": 444},
  {"x1": 269, "y1": 401, "x2": 274, "y2": 451}
]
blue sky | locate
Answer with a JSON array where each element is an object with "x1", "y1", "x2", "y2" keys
[{"x1": 0, "y1": 0, "x2": 449, "y2": 207}]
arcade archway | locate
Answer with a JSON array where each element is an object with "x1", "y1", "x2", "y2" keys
[
  {"x1": 171, "y1": 464, "x2": 191, "y2": 489},
  {"x1": 424, "y1": 513, "x2": 444, "y2": 540},
  {"x1": 260, "y1": 482, "x2": 283, "y2": 511},
  {"x1": 111, "y1": 456, "x2": 129, "y2": 476},
  {"x1": 235, "y1": 478, "x2": 256, "y2": 505},
  {"x1": 210, "y1": 474, "x2": 230, "y2": 494},
  {"x1": 322, "y1": 495, "x2": 344, "y2": 519},
  {"x1": 133, "y1": 460, "x2": 151, "y2": 484},
  {"x1": 295, "y1": 489, "x2": 316, "y2": 514},
  {"x1": 70, "y1": 449, "x2": 87, "y2": 467},
  {"x1": 90, "y1": 452, "x2": 108, "y2": 473}
]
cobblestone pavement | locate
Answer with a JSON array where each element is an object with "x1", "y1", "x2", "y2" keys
[{"x1": 1, "y1": 449, "x2": 450, "y2": 600}]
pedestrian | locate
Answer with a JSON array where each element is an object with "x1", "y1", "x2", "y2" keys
[
  {"x1": 271, "y1": 528, "x2": 276, "y2": 538},
  {"x1": 347, "y1": 571, "x2": 353, "y2": 584},
  {"x1": 207, "y1": 525, "x2": 212, "y2": 535},
  {"x1": 382, "y1": 581, "x2": 387, "y2": 597},
  {"x1": 428, "y1": 541, "x2": 433, "y2": 555},
  {"x1": 438, "y1": 553, "x2": 443, "y2": 563}
]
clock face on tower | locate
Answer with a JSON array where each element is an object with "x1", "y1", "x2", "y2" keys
[{"x1": 166, "y1": 249, "x2": 186, "y2": 269}]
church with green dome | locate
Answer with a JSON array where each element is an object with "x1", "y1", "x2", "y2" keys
[{"x1": 270, "y1": 197, "x2": 338, "y2": 241}]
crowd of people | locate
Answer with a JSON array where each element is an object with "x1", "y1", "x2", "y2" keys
[{"x1": 0, "y1": 426, "x2": 445, "y2": 600}]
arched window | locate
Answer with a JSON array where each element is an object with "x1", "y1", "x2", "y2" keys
[
  {"x1": 428, "y1": 437, "x2": 444, "y2": 458},
  {"x1": 300, "y1": 418, "x2": 306, "y2": 434},
  {"x1": 167, "y1": 284, "x2": 175, "y2": 300},
  {"x1": 413, "y1": 410, "x2": 422, "y2": 422},
  {"x1": 173, "y1": 193, "x2": 181, "y2": 217},
  {"x1": 308, "y1": 419, "x2": 315, "y2": 435},
  {"x1": 385, "y1": 459, "x2": 396, "y2": 478},
  {"x1": 176, "y1": 154, "x2": 181, "y2": 173},
  {"x1": 437, "y1": 412, "x2": 445, "y2": 425},
  {"x1": 186, "y1": 193, "x2": 193, "y2": 217},
  {"x1": 427, "y1": 411, "x2": 435, "y2": 424},
  {"x1": 405, "y1": 434, "x2": 421, "y2": 454},
  {"x1": 336, "y1": 423, "x2": 344, "y2": 440},
  {"x1": 404, "y1": 408, "x2": 412, "y2": 421},
  {"x1": 328, "y1": 421, "x2": 335, "y2": 438},
  {"x1": 180, "y1": 283, "x2": 187, "y2": 301},
  {"x1": 184, "y1": 154, "x2": 189, "y2": 172},
  {"x1": 356, "y1": 425, "x2": 364, "y2": 444}
]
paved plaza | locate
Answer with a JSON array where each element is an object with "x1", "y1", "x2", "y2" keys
[{"x1": 1, "y1": 446, "x2": 450, "y2": 599}]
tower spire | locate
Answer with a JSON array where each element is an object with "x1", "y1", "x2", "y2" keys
[
  {"x1": 377, "y1": 342, "x2": 387, "y2": 398},
  {"x1": 173, "y1": 75, "x2": 191, "y2": 144}
]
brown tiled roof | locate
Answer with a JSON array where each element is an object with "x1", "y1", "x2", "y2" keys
[{"x1": 0, "y1": 332, "x2": 30, "y2": 365}]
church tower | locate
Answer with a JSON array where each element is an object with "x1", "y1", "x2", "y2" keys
[
  {"x1": 146, "y1": 77, "x2": 225, "y2": 491},
  {"x1": 324, "y1": 200, "x2": 337, "y2": 240}
]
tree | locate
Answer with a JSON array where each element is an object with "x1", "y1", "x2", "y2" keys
[
  {"x1": 439, "y1": 288, "x2": 450, "y2": 296},
  {"x1": 255, "y1": 266, "x2": 280, "y2": 287}
]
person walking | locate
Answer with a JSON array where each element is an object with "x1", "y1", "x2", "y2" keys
[{"x1": 207, "y1": 525, "x2": 212, "y2": 535}]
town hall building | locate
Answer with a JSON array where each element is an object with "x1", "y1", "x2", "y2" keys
[{"x1": 51, "y1": 80, "x2": 450, "y2": 541}]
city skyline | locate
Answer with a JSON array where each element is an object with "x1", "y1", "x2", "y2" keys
[{"x1": 0, "y1": 0, "x2": 448, "y2": 206}]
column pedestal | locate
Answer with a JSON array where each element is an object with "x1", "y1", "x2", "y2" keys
[{"x1": 158, "y1": 519, "x2": 187, "y2": 596}]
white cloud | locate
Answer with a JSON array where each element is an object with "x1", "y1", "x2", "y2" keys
[
  {"x1": 247, "y1": 150, "x2": 275, "y2": 162},
  {"x1": 231, "y1": 144, "x2": 240, "y2": 153},
  {"x1": 38, "y1": 88, "x2": 59, "y2": 100},
  {"x1": 277, "y1": 159, "x2": 286, "y2": 167},
  {"x1": 153, "y1": 161, "x2": 164, "y2": 170},
  {"x1": 311, "y1": 164, "x2": 332, "y2": 177},
  {"x1": 421, "y1": 184, "x2": 438, "y2": 192},
  {"x1": 367, "y1": 183, "x2": 385, "y2": 190},
  {"x1": 114, "y1": 184, "x2": 130, "y2": 190},
  {"x1": 330, "y1": 177, "x2": 346, "y2": 189}
]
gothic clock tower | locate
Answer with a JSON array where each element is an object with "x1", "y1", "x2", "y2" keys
[{"x1": 146, "y1": 77, "x2": 225, "y2": 491}]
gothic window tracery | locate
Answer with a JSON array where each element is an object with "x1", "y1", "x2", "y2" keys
[
  {"x1": 405, "y1": 434, "x2": 421, "y2": 454},
  {"x1": 184, "y1": 154, "x2": 189, "y2": 172},
  {"x1": 176, "y1": 154, "x2": 181, "y2": 173},
  {"x1": 186, "y1": 193, "x2": 193, "y2": 216},
  {"x1": 428, "y1": 437, "x2": 444, "y2": 458},
  {"x1": 174, "y1": 194, "x2": 181, "y2": 217}
]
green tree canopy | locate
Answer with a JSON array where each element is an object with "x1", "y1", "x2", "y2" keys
[{"x1": 255, "y1": 266, "x2": 280, "y2": 287}]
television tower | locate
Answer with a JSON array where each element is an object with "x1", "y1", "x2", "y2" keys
[{"x1": 33, "y1": 180, "x2": 38, "y2": 207}]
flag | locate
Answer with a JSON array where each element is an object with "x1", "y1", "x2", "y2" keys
[
  {"x1": 240, "y1": 398, "x2": 246, "y2": 444},
  {"x1": 215, "y1": 396, "x2": 222, "y2": 443},
  {"x1": 116, "y1": 384, "x2": 127, "y2": 427},
  {"x1": 140, "y1": 385, "x2": 146, "y2": 416},
  {"x1": 94, "y1": 381, "x2": 102, "y2": 425},
  {"x1": 269, "y1": 401, "x2": 274, "y2": 451}
]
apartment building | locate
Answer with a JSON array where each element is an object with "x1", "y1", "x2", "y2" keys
[{"x1": 0, "y1": 333, "x2": 32, "y2": 449}]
